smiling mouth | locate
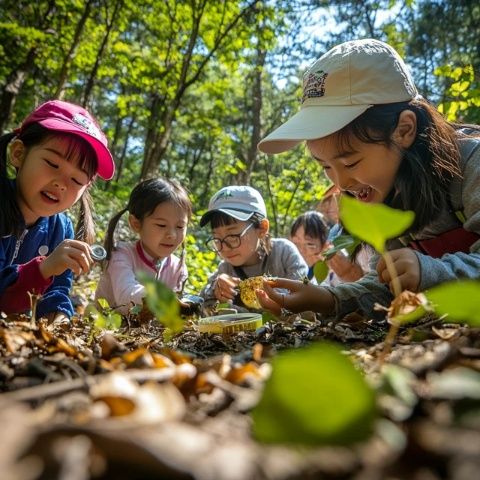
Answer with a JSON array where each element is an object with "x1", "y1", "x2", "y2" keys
[
  {"x1": 349, "y1": 186, "x2": 372, "y2": 201},
  {"x1": 41, "y1": 191, "x2": 59, "y2": 202}
]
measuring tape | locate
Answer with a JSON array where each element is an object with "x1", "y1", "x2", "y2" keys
[{"x1": 197, "y1": 313, "x2": 262, "y2": 334}]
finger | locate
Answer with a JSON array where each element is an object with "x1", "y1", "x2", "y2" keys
[
  {"x1": 67, "y1": 249, "x2": 92, "y2": 274},
  {"x1": 263, "y1": 277, "x2": 301, "y2": 291},
  {"x1": 256, "y1": 289, "x2": 281, "y2": 315},
  {"x1": 77, "y1": 251, "x2": 92, "y2": 273},
  {"x1": 59, "y1": 257, "x2": 83, "y2": 276},
  {"x1": 379, "y1": 268, "x2": 391, "y2": 283},
  {"x1": 394, "y1": 272, "x2": 419, "y2": 293},
  {"x1": 261, "y1": 281, "x2": 285, "y2": 304}
]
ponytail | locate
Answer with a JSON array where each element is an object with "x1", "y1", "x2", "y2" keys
[
  {"x1": 104, "y1": 207, "x2": 128, "y2": 259},
  {"x1": 74, "y1": 190, "x2": 95, "y2": 244},
  {"x1": 0, "y1": 132, "x2": 23, "y2": 237}
]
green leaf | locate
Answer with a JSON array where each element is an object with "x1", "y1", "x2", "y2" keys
[
  {"x1": 391, "y1": 304, "x2": 428, "y2": 325},
  {"x1": 313, "y1": 260, "x2": 329, "y2": 283},
  {"x1": 323, "y1": 234, "x2": 361, "y2": 259},
  {"x1": 426, "y1": 280, "x2": 480, "y2": 326},
  {"x1": 97, "y1": 298, "x2": 110, "y2": 310},
  {"x1": 340, "y1": 196, "x2": 415, "y2": 253},
  {"x1": 252, "y1": 343, "x2": 376, "y2": 446},
  {"x1": 137, "y1": 272, "x2": 184, "y2": 337}
]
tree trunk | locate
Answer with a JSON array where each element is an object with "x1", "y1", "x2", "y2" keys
[
  {"x1": 81, "y1": 0, "x2": 123, "y2": 107},
  {"x1": 0, "y1": 0, "x2": 56, "y2": 131},
  {"x1": 115, "y1": 115, "x2": 135, "y2": 182},
  {"x1": 54, "y1": 0, "x2": 94, "y2": 99},
  {"x1": 0, "y1": 51, "x2": 34, "y2": 131},
  {"x1": 140, "y1": 0, "x2": 259, "y2": 179},
  {"x1": 239, "y1": 44, "x2": 266, "y2": 184}
]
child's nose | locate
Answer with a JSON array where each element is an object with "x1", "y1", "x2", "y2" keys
[
  {"x1": 166, "y1": 227, "x2": 176, "y2": 238},
  {"x1": 333, "y1": 169, "x2": 353, "y2": 192},
  {"x1": 52, "y1": 177, "x2": 67, "y2": 190}
]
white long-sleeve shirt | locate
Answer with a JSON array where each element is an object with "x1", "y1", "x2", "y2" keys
[{"x1": 95, "y1": 241, "x2": 187, "y2": 314}]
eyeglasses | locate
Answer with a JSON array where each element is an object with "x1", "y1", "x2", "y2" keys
[
  {"x1": 291, "y1": 237, "x2": 324, "y2": 253},
  {"x1": 302, "y1": 242, "x2": 324, "y2": 253},
  {"x1": 206, "y1": 223, "x2": 254, "y2": 252}
]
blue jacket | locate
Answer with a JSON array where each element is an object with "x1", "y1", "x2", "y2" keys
[{"x1": 0, "y1": 214, "x2": 75, "y2": 318}]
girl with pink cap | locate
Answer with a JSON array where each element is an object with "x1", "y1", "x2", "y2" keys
[{"x1": 0, "y1": 100, "x2": 115, "y2": 321}]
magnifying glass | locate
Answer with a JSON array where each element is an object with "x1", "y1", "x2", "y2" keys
[{"x1": 90, "y1": 244, "x2": 107, "y2": 261}]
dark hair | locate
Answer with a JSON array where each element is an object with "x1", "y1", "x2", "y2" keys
[
  {"x1": 331, "y1": 97, "x2": 476, "y2": 233},
  {"x1": 207, "y1": 210, "x2": 272, "y2": 255},
  {"x1": 0, "y1": 123, "x2": 98, "y2": 241},
  {"x1": 290, "y1": 210, "x2": 328, "y2": 246},
  {"x1": 104, "y1": 177, "x2": 192, "y2": 258}
]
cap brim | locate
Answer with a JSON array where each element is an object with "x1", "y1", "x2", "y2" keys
[
  {"x1": 200, "y1": 209, "x2": 254, "y2": 227},
  {"x1": 257, "y1": 104, "x2": 372, "y2": 154},
  {"x1": 38, "y1": 118, "x2": 115, "y2": 180}
]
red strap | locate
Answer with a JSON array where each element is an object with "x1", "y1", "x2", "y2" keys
[
  {"x1": 409, "y1": 227, "x2": 480, "y2": 258},
  {"x1": 135, "y1": 241, "x2": 156, "y2": 271}
]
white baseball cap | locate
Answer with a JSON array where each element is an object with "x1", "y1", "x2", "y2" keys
[
  {"x1": 258, "y1": 38, "x2": 418, "y2": 154},
  {"x1": 200, "y1": 186, "x2": 267, "y2": 227}
]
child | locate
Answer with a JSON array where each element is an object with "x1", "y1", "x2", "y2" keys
[
  {"x1": 317, "y1": 185, "x2": 340, "y2": 229},
  {"x1": 200, "y1": 185, "x2": 308, "y2": 307},
  {"x1": 256, "y1": 38, "x2": 480, "y2": 320},
  {"x1": 317, "y1": 187, "x2": 370, "y2": 285},
  {"x1": 290, "y1": 211, "x2": 329, "y2": 280},
  {"x1": 95, "y1": 177, "x2": 192, "y2": 314},
  {"x1": 290, "y1": 210, "x2": 368, "y2": 285},
  {"x1": 0, "y1": 100, "x2": 115, "y2": 320}
]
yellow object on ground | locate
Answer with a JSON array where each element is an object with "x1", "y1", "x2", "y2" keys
[{"x1": 197, "y1": 313, "x2": 263, "y2": 334}]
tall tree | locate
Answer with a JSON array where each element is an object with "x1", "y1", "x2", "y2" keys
[{"x1": 0, "y1": 0, "x2": 56, "y2": 131}]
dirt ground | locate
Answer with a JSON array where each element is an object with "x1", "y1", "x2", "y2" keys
[{"x1": 1, "y1": 274, "x2": 479, "y2": 480}]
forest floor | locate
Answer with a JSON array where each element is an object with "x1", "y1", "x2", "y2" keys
[{"x1": 0, "y1": 271, "x2": 479, "y2": 480}]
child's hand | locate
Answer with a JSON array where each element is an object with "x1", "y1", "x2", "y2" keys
[
  {"x1": 39, "y1": 239, "x2": 94, "y2": 279},
  {"x1": 256, "y1": 277, "x2": 335, "y2": 316},
  {"x1": 214, "y1": 274, "x2": 240, "y2": 302},
  {"x1": 327, "y1": 252, "x2": 364, "y2": 282},
  {"x1": 376, "y1": 248, "x2": 421, "y2": 293},
  {"x1": 303, "y1": 249, "x2": 325, "y2": 269}
]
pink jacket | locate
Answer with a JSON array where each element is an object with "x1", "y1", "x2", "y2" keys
[{"x1": 95, "y1": 241, "x2": 187, "y2": 314}]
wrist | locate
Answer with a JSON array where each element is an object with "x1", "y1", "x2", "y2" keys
[
  {"x1": 308, "y1": 284, "x2": 335, "y2": 315},
  {"x1": 38, "y1": 256, "x2": 52, "y2": 280}
]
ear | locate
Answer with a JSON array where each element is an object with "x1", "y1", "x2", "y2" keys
[
  {"x1": 258, "y1": 218, "x2": 270, "y2": 238},
  {"x1": 9, "y1": 139, "x2": 26, "y2": 168},
  {"x1": 128, "y1": 214, "x2": 141, "y2": 233},
  {"x1": 393, "y1": 110, "x2": 417, "y2": 149}
]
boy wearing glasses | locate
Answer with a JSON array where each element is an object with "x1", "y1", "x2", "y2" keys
[{"x1": 200, "y1": 186, "x2": 308, "y2": 308}]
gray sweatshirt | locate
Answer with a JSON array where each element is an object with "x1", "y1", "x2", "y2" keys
[
  {"x1": 323, "y1": 135, "x2": 480, "y2": 320},
  {"x1": 201, "y1": 238, "x2": 308, "y2": 302}
]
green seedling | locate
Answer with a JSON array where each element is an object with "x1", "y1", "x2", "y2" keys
[
  {"x1": 84, "y1": 299, "x2": 122, "y2": 344},
  {"x1": 426, "y1": 280, "x2": 480, "y2": 326},
  {"x1": 339, "y1": 196, "x2": 416, "y2": 356},
  {"x1": 313, "y1": 233, "x2": 361, "y2": 283},
  {"x1": 313, "y1": 260, "x2": 329, "y2": 283},
  {"x1": 340, "y1": 195, "x2": 414, "y2": 298},
  {"x1": 94, "y1": 298, "x2": 123, "y2": 329},
  {"x1": 137, "y1": 272, "x2": 184, "y2": 341},
  {"x1": 252, "y1": 342, "x2": 376, "y2": 446}
]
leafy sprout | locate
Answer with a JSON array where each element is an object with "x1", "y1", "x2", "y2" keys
[
  {"x1": 137, "y1": 272, "x2": 184, "y2": 341},
  {"x1": 252, "y1": 342, "x2": 377, "y2": 446}
]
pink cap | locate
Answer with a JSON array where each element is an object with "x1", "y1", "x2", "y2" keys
[{"x1": 17, "y1": 100, "x2": 115, "y2": 180}]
